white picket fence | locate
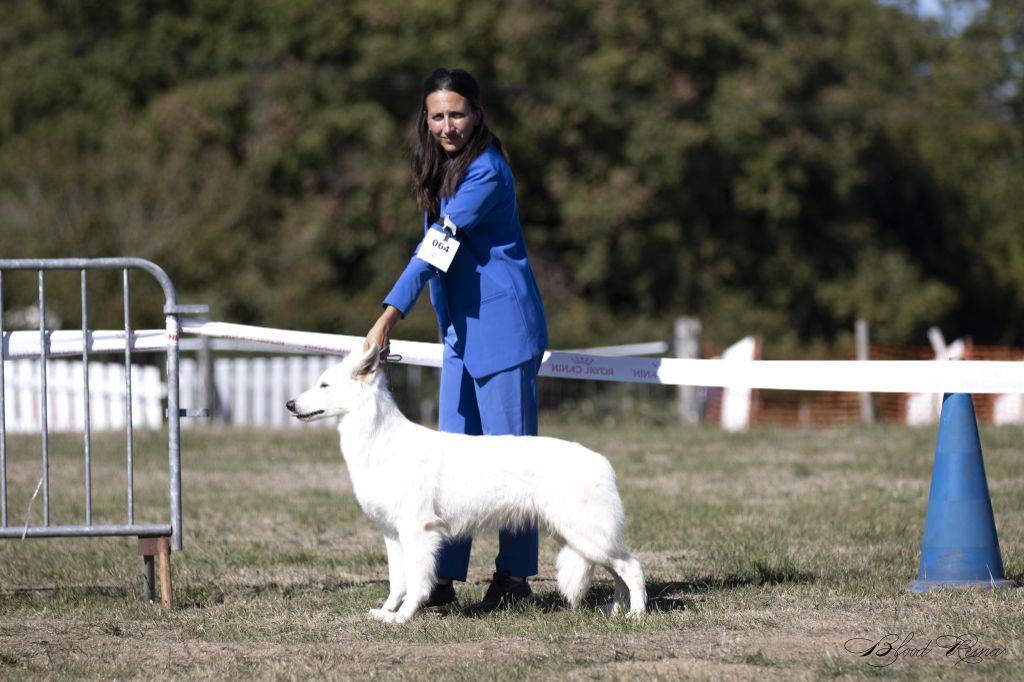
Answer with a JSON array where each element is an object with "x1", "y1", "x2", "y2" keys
[
  {"x1": 3, "y1": 359, "x2": 163, "y2": 433},
  {"x1": 178, "y1": 355, "x2": 340, "y2": 429},
  {"x1": 2, "y1": 355, "x2": 340, "y2": 433},
  {"x1": 6, "y1": 353, "x2": 1024, "y2": 432}
]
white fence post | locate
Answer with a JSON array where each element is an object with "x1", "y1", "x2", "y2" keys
[
  {"x1": 140, "y1": 365, "x2": 162, "y2": 427},
  {"x1": 287, "y1": 356, "x2": 305, "y2": 429},
  {"x1": 179, "y1": 358, "x2": 196, "y2": 429},
  {"x1": 269, "y1": 356, "x2": 286, "y2": 428},
  {"x1": 17, "y1": 360, "x2": 35, "y2": 431},
  {"x1": 855, "y1": 319, "x2": 876, "y2": 425},
  {"x1": 51, "y1": 360, "x2": 71, "y2": 431},
  {"x1": 718, "y1": 336, "x2": 760, "y2": 432},
  {"x1": 674, "y1": 317, "x2": 702, "y2": 425},
  {"x1": 230, "y1": 357, "x2": 249, "y2": 427},
  {"x1": 214, "y1": 359, "x2": 232, "y2": 425},
  {"x1": 906, "y1": 328, "x2": 966, "y2": 425}
]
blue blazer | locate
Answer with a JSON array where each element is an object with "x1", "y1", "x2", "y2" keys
[{"x1": 384, "y1": 145, "x2": 548, "y2": 378}]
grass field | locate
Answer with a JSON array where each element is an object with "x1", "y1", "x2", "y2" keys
[{"x1": 1, "y1": 418, "x2": 1022, "y2": 680}]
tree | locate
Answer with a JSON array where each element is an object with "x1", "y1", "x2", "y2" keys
[{"x1": 1, "y1": 0, "x2": 1022, "y2": 353}]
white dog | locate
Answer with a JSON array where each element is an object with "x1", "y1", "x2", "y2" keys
[{"x1": 286, "y1": 345, "x2": 646, "y2": 623}]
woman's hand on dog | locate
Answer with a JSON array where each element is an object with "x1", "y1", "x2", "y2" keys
[{"x1": 365, "y1": 305, "x2": 402, "y2": 359}]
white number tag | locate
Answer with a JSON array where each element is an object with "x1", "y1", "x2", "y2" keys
[{"x1": 415, "y1": 226, "x2": 460, "y2": 272}]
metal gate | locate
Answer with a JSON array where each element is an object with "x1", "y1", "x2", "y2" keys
[{"x1": 0, "y1": 258, "x2": 207, "y2": 606}]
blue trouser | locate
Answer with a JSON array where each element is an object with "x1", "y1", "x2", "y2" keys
[{"x1": 434, "y1": 346, "x2": 542, "y2": 581}]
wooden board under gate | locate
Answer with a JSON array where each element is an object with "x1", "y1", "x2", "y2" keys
[{"x1": 137, "y1": 536, "x2": 173, "y2": 609}]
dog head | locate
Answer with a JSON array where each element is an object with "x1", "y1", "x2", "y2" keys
[{"x1": 285, "y1": 344, "x2": 382, "y2": 421}]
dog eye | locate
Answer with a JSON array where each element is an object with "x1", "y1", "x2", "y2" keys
[{"x1": 319, "y1": 382, "x2": 329, "y2": 388}]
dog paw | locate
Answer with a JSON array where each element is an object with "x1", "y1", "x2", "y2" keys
[
  {"x1": 368, "y1": 608, "x2": 413, "y2": 624},
  {"x1": 368, "y1": 608, "x2": 395, "y2": 621}
]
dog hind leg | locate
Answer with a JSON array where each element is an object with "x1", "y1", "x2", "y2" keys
[
  {"x1": 556, "y1": 522, "x2": 647, "y2": 616},
  {"x1": 608, "y1": 553, "x2": 647, "y2": 617},
  {"x1": 606, "y1": 567, "x2": 629, "y2": 615}
]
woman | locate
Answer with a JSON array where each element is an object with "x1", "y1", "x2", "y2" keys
[{"x1": 364, "y1": 68, "x2": 548, "y2": 613}]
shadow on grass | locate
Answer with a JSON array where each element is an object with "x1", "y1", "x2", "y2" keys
[
  {"x1": 434, "y1": 561, "x2": 818, "y2": 616},
  {"x1": 2, "y1": 563, "x2": 818, "y2": 615},
  {"x1": 645, "y1": 563, "x2": 818, "y2": 612},
  {"x1": 1, "y1": 578, "x2": 393, "y2": 611},
  {"x1": 174, "y1": 578, "x2": 383, "y2": 609},
  {"x1": 0, "y1": 584, "x2": 138, "y2": 604}
]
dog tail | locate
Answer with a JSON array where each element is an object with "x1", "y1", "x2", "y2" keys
[{"x1": 556, "y1": 545, "x2": 594, "y2": 609}]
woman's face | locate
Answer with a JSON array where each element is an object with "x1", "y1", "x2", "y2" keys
[{"x1": 425, "y1": 90, "x2": 478, "y2": 155}]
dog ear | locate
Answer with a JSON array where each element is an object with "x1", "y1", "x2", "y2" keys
[{"x1": 353, "y1": 344, "x2": 381, "y2": 380}]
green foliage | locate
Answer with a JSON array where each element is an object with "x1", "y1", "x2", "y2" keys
[{"x1": 1, "y1": 0, "x2": 1021, "y2": 351}]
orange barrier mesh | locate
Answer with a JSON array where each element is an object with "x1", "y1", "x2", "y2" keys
[{"x1": 744, "y1": 343, "x2": 1024, "y2": 428}]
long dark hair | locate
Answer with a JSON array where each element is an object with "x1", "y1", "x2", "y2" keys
[{"x1": 412, "y1": 68, "x2": 510, "y2": 220}]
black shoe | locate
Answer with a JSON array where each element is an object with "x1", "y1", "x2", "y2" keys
[
  {"x1": 421, "y1": 581, "x2": 457, "y2": 611},
  {"x1": 468, "y1": 572, "x2": 535, "y2": 614}
]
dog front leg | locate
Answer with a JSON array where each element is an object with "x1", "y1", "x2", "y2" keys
[
  {"x1": 369, "y1": 535, "x2": 406, "y2": 620},
  {"x1": 382, "y1": 526, "x2": 442, "y2": 624}
]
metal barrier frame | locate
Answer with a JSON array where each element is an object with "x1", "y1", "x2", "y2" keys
[{"x1": 0, "y1": 258, "x2": 206, "y2": 605}]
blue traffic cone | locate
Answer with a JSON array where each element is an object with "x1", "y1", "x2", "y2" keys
[{"x1": 908, "y1": 393, "x2": 1016, "y2": 592}]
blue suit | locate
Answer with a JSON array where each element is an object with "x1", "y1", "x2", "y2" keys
[{"x1": 384, "y1": 144, "x2": 548, "y2": 580}]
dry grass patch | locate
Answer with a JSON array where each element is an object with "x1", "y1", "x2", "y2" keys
[{"x1": 1, "y1": 422, "x2": 1022, "y2": 679}]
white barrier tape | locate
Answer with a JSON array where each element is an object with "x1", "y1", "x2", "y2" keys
[
  {"x1": 562, "y1": 341, "x2": 669, "y2": 356},
  {"x1": 3, "y1": 329, "x2": 169, "y2": 359},
  {"x1": 541, "y1": 352, "x2": 1024, "y2": 393},
  {"x1": 6, "y1": 319, "x2": 1023, "y2": 393},
  {"x1": 181, "y1": 320, "x2": 1024, "y2": 394},
  {"x1": 182, "y1": 319, "x2": 356, "y2": 354},
  {"x1": 179, "y1": 319, "x2": 443, "y2": 367}
]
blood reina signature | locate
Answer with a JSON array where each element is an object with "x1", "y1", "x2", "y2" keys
[{"x1": 844, "y1": 632, "x2": 1006, "y2": 667}]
